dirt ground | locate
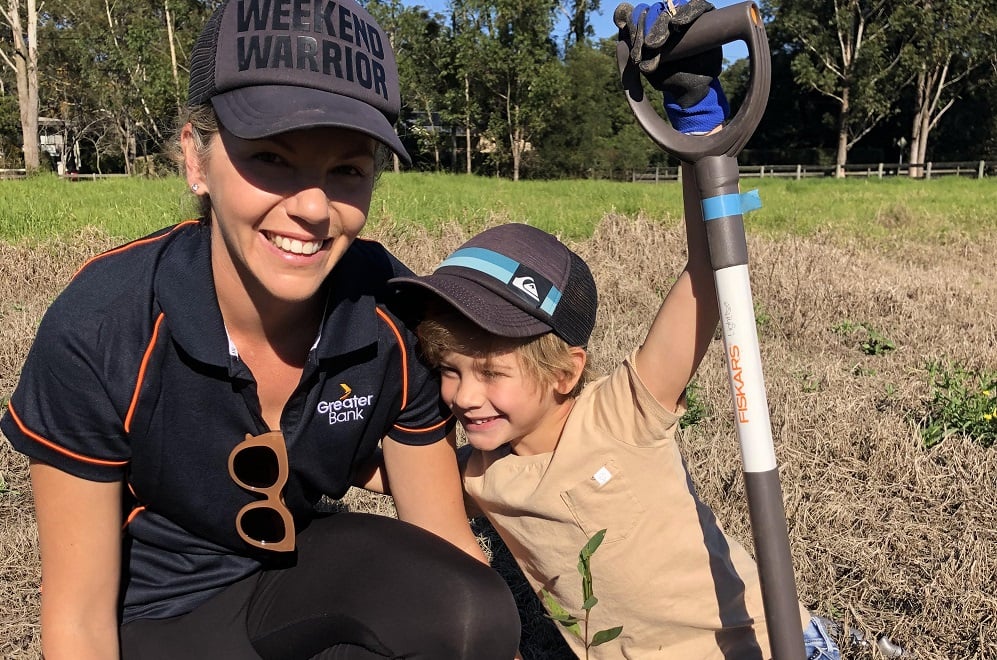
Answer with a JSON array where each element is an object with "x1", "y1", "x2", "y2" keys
[{"x1": 2, "y1": 216, "x2": 995, "y2": 659}]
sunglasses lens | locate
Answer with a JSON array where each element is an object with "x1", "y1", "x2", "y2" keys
[
  {"x1": 231, "y1": 445, "x2": 280, "y2": 488},
  {"x1": 240, "y1": 507, "x2": 287, "y2": 544}
]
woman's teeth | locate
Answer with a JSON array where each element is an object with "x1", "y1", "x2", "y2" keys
[{"x1": 269, "y1": 233, "x2": 323, "y2": 255}]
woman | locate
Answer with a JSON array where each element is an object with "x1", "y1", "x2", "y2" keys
[{"x1": 1, "y1": 1, "x2": 520, "y2": 657}]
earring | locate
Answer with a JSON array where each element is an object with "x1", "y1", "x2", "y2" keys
[{"x1": 191, "y1": 183, "x2": 199, "y2": 193}]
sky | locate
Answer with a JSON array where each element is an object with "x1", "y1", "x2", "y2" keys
[{"x1": 395, "y1": 0, "x2": 751, "y2": 62}]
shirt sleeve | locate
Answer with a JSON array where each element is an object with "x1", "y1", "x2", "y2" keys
[
  {"x1": 2, "y1": 293, "x2": 132, "y2": 482},
  {"x1": 384, "y1": 330, "x2": 456, "y2": 446},
  {"x1": 588, "y1": 349, "x2": 685, "y2": 448}
]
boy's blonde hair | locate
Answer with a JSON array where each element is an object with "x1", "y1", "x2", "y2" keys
[{"x1": 417, "y1": 303, "x2": 591, "y2": 398}]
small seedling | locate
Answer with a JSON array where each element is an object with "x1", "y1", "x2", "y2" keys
[
  {"x1": 680, "y1": 380, "x2": 708, "y2": 428},
  {"x1": 540, "y1": 529, "x2": 623, "y2": 659},
  {"x1": 833, "y1": 320, "x2": 896, "y2": 356}
]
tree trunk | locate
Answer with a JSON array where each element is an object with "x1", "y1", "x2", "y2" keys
[
  {"x1": 464, "y1": 73, "x2": 472, "y2": 174},
  {"x1": 424, "y1": 99, "x2": 440, "y2": 170},
  {"x1": 4, "y1": 0, "x2": 39, "y2": 172},
  {"x1": 834, "y1": 85, "x2": 850, "y2": 179},
  {"x1": 165, "y1": 0, "x2": 181, "y2": 111}
]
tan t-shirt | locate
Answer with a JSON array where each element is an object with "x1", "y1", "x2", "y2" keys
[{"x1": 463, "y1": 351, "x2": 809, "y2": 659}]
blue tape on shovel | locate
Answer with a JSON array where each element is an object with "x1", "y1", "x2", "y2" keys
[{"x1": 702, "y1": 189, "x2": 762, "y2": 221}]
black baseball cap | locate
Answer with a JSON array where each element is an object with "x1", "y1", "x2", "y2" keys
[
  {"x1": 188, "y1": 0, "x2": 410, "y2": 163},
  {"x1": 391, "y1": 224, "x2": 598, "y2": 347}
]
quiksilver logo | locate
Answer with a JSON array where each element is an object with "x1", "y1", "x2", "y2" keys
[
  {"x1": 511, "y1": 276, "x2": 540, "y2": 301},
  {"x1": 317, "y1": 387, "x2": 374, "y2": 424}
]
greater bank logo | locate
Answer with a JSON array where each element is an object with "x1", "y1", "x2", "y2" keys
[{"x1": 317, "y1": 383, "x2": 374, "y2": 424}]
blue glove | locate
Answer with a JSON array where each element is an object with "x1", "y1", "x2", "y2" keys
[{"x1": 614, "y1": 1, "x2": 729, "y2": 134}]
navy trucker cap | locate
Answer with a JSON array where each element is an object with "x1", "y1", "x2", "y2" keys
[
  {"x1": 391, "y1": 224, "x2": 598, "y2": 348},
  {"x1": 188, "y1": 0, "x2": 410, "y2": 163}
]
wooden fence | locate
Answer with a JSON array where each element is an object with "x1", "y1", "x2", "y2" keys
[{"x1": 632, "y1": 160, "x2": 996, "y2": 183}]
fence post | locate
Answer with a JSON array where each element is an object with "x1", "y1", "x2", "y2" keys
[
  {"x1": 877, "y1": 163, "x2": 883, "y2": 179},
  {"x1": 795, "y1": 164, "x2": 801, "y2": 180},
  {"x1": 655, "y1": 166, "x2": 660, "y2": 183},
  {"x1": 926, "y1": 162, "x2": 933, "y2": 180},
  {"x1": 979, "y1": 161, "x2": 985, "y2": 179}
]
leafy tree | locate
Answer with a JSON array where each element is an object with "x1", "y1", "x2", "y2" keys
[
  {"x1": 764, "y1": 0, "x2": 907, "y2": 176},
  {"x1": 534, "y1": 38, "x2": 655, "y2": 178},
  {"x1": 376, "y1": 2, "x2": 456, "y2": 171},
  {"x1": 894, "y1": 0, "x2": 997, "y2": 176},
  {"x1": 39, "y1": 0, "x2": 209, "y2": 173},
  {"x1": 557, "y1": 0, "x2": 600, "y2": 50},
  {"x1": 472, "y1": 0, "x2": 566, "y2": 180},
  {"x1": 443, "y1": 0, "x2": 489, "y2": 173}
]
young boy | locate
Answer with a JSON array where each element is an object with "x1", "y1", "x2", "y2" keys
[
  {"x1": 392, "y1": 220, "x2": 841, "y2": 659},
  {"x1": 387, "y1": 3, "x2": 848, "y2": 656}
]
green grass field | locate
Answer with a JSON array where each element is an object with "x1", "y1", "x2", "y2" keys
[{"x1": 2, "y1": 172, "x2": 995, "y2": 244}]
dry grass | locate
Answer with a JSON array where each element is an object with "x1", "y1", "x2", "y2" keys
[{"x1": 2, "y1": 216, "x2": 995, "y2": 659}]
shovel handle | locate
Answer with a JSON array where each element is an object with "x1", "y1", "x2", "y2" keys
[{"x1": 616, "y1": 1, "x2": 770, "y2": 162}]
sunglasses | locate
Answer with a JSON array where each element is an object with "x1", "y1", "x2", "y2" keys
[{"x1": 227, "y1": 431, "x2": 296, "y2": 552}]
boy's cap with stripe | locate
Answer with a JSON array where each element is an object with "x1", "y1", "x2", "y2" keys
[
  {"x1": 188, "y1": 0, "x2": 410, "y2": 163},
  {"x1": 391, "y1": 223, "x2": 598, "y2": 347}
]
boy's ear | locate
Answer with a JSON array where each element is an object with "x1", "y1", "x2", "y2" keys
[
  {"x1": 554, "y1": 347, "x2": 588, "y2": 395},
  {"x1": 180, "y1": 123, "x2": 208, "y2": 194}
]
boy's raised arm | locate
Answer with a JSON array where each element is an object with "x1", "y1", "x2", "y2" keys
[
  {"x1": 634, "y1": 163, "x2": 719, "y2": 413},
  {"x1": 622, "y1": 1, "x2": 725, "y2": 411}
]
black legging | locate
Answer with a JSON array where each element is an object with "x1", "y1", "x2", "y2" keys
[{"x1": 120, "y1": 513, "x2": 521, "y2": 659}]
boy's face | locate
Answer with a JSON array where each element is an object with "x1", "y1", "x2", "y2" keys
[{"x1": 438, "y1": 348, "x2": 567, "y2": 456}]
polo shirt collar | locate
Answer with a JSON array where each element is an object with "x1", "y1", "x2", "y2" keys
[
  {"x1": 156, "y1": 223, "x2": 230, "y2": 368},
  {"x1": 311, "y1": 246, "x2": 381, "y2": 361}
]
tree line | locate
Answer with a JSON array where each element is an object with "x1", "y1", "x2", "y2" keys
[{"x1": 1, "y1": 0, "x2": 995, "y2": 179}]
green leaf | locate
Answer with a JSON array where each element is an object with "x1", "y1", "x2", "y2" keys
[
  {"x1": 582, "y1": 595, "x2": 598, "y2": 611},
  {"x1": 591, "y1": 626, "x2": 624, "y2": 646},
  {"x1": 580, "y1": 528, "x2": 607, "y2": 561},
  {"x1": 540, "y1": 589, "x2": 581, "y2": 637}
]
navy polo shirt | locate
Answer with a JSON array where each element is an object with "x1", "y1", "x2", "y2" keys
[{"x1": 1, "y1": 221, "x2": 454, "y2": 622}]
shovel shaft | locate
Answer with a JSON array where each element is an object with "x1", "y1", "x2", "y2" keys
[{"x1": 694, "y1": 155, "x2": 806, "y2": 660}]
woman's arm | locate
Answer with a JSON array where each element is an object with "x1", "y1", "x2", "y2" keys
[
  {"x1": 30, "y1": 460, "x2": 123, "y2": 660},
  {"x1": 634, "y1": 161, "x2": 720, "y2": 412},
  {"x1": 381, "y1": 433, "x2": 488, "y2": 563}
]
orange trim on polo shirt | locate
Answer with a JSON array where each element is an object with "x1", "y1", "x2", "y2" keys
[
  {"x1": 375, "y1": 307, "x2": 409, "y2": 410},
  {"x1": 125, "y1": 312, "x2": 165, "y2": 433},
  {"x1": 4, "y1": 401, "x2": 129, "y2": 467},
  {"x1": 393, "y1": 415, "x2": 453, "y2": 434},
  {"x1": 73, "y1": 220, "x2": 200, "y2": 279}
]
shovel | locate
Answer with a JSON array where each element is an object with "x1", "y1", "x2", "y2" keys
[{"x1": 617, "y1": 4, "x2": 807, "y2": 659}]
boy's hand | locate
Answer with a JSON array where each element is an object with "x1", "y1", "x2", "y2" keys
[{"x1": 614, "y1": 1, "x2": 729, "y2": 134}]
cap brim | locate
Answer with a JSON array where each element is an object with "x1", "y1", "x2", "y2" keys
[
  {"x1": 391, "y1": 273, "x2": 555, "y2": 339},
  {"x1": 212, "y1": 85, "x2": 411, "y2": 165}
]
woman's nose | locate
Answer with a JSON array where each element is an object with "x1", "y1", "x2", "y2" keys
[{"x1": 284, "y1": 184, "x2": 330, "y2": 224}]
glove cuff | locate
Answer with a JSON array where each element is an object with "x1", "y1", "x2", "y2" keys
[{"x1": 664, "y1": 78, "x2": 730, "y2": 135}]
